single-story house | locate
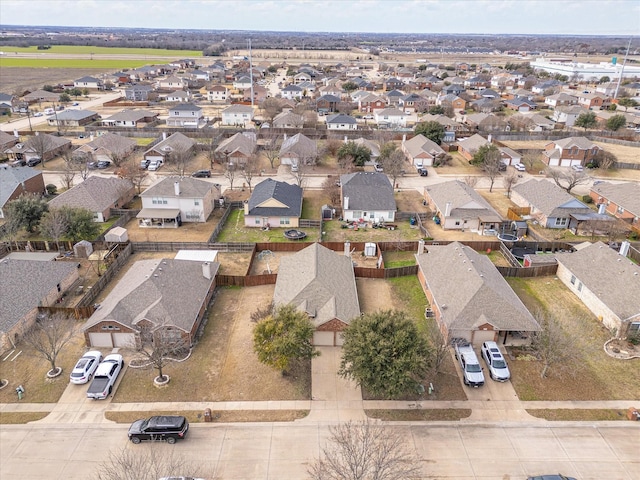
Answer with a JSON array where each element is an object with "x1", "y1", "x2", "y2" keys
[
  {"x1": 243, "y1": 178, "x2": 303, "y2": 228},
  {"x1": 5, "y1": 133, "x2": 71, "y2": 163},
  {"x1": 0, "y1": 258, "x2": 80, "y2": 352},
  {"x1": 0, "y1": 130, "x2": 20, "y2": 151},
  {"x1": 340, "y1": 172, "x2": 396, "y2": 223},
  {"x1": 215, "y1": 132, "x2": 257, "y2": 165},
  {"x1": 273, "y1": 243, "x2": 360, "y2": 346},
  {"x1": 143, "y1": 132, "x2": 195, "y2": 163},
  {"x1": 83, "y1": 258, "x2": 219, "y2": 348},
  {"x1": 48, "y1": 176, "x2": 135, "y2": 222},
  {"x1": 74, "y1": 76, "x2": 104, "y2": 90},
  {"x1": 47, "y1": 109, "x2": 99, "y2": 128},
  {"x1": 457, "y1": 133, "x2": 490, "y2": 161},
  {"x1": 101, "y1": 109, "x2": 158, "y2": 127},
  {"x1": 416, "y1": 242, "x2": 540, "y2": 345},
  {"x1": 0, "y1": 166, "x2": 45, "y2": 219},
  {"x1": 137, "y1": 176, "x2": 221, "y2": 227},
  {"x1": 555, "y1": 242, "x2": 640, "y2": 338},
  {"x1": 272, "y1": 111, "x2": 304, "y2": 129},
  {"x1": 73, "y1": 132, "x2": 137, "y2": 163},
  {"x1": 424, "y1": 180, "x2": 503, "y2": 232},
  {"x1": 326, "y1": 114, "x2": 358, "y2": 131},
  {"x1": 401, "y1": 134, "x2": 446, "y2": 167},
  {"x1": 279, "y1": 133, "x2": 317, "y2": 167},
  {"x1": 589, "y1": 182, "x2": 640, "y2": 233}
]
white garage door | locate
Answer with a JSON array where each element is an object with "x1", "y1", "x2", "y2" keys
[
  {"x1": 313, "y1": 331, "x2": 334, "y2": 346},
  {"x1": 113, "y1": 333, "x2": 136, "y2": 348},
  {"x1": 472, "y1": 329, "x2": 496, "y2": 346},
  {"x1": 560, "y1": 159, "x2": 572, "y2": 167},
  {"x1": 89, "y1": 332, "x2": 113, "y2": 348}
]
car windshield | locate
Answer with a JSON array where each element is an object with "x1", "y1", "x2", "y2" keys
[
  {"x1": 467, "y1": 364, "x2": 481, "y2": 373},
  {"x1": 70, "y1": 372, "x2": 84, "y2": 377},
  {"x1": 75, "y1": 359, "x2": 89, "y2": 369},
  {"x1": 493, "y1": 360, "x2": 507, "y2": 369}
]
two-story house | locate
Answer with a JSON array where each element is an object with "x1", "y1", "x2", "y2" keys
[
  {"x1": 221, "y1": 104, "x2": 255, "y2": 127},
  {"x1": 166, "y1": 103, "x2": 204, "y2": 128},
  {"x1": 543, "y1": 137, "x2": 601, "y2": 167}
]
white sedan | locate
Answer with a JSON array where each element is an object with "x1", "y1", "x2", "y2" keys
[
  {"x1": 70, "y1": 351, "x2": 103, "y2": 384},
  {"x1": 514, "y1": 163, "x2": 526, "y2": 172}
]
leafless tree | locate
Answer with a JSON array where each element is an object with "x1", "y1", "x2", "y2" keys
[
  {"x1": 592, "y1": 150, "x2": 617, "y2": 170},
  {"x1": 483, "y1": 148, "x2": 503, "y2": 192},
  {"x1": 39, "y1": 208, "x2": 69, "y2": 251},
  {"x1": 380, "y1": 149, "x2": 406, "y2": 189},
  {"x1": 290, "y1": 161, "x2": 309, "y2": 188},
  {"x1": 322, "y1": 138, "x2": 342, "y2": 159},
  {"x1": 105, "y1": 135, "x2": 136, "y2": 167},
  {"x1": 97, "y1": 444, "x2": 212, "y2": 480},
  {"x1": 522, "y1": 151, "x2": 538, "y2": 172},
  {"x1": 29, "y1": 133, "x2": 56, "y2": 166},
  {"x1": 261, "y1": 97, "x2": 284, "y2": 124},
  {"x1": 241, "y1": 153, "x2": 260, "y2": 192},
  {"x1": 463, "y1": 175, "x2": 479, "y2": 188},
  {"x1": 530, "y1": 309, "x2": 581, "y2": 379},
  {"x1": 127, "y1": 322, "x2": 190, "y2": 384},
  {"x1": 58, "y1": 160, "x2": 76, "y2": 190},
  {"x1": 117, "y1": 159, "x2": 148, "y2": 195},
  {"x1": 203, "y1": 131, "x2": 223, "y2": 169},
  {"x1": 322, "y1": 176, "x2": 341, "y2": 206},
  {"x1": 167, "y1": 146, "x2": 193, "y2": 177},
  {"x1": 337, "y1": 153, "x2": 354, "y2": 173},
  {"x1": 502, "y1": 171, "x2": 519, "y2": 198},
  {"x1": 262, "y1": 133, "x2": 280, "y2": 170},
  {"x1": 224, "y1": 162, "x2": 238, "y2": 190},
  {"x1": 308, "y1": 419, "x2": 422, "y2": 480},
  {"x1": 427, "y1": 321, "x2": 449, "y2": 378},
  {"x1": 546, "y1": 168, "x2": 591, "y2": 194},
  {"x1": 21, "y1": 314, "x2": 80, "y2": 376}
]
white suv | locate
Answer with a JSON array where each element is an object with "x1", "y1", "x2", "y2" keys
[{"x1": 481, "y1": 341, "x2": 511, "y2": 381}]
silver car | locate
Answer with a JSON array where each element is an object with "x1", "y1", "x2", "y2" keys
[
  {"x1": 481, "y1": 341, "x2": 510, "y2": 381},
  {"x1": 70, "y1": 351, "x2": 103, "y2": 384}
]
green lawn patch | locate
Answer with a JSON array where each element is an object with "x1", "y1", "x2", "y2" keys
[
  {"x1": 388, "y1": 275, "x2": 428, "y2": 325},
  {"x1": 323, "y1": 218, "x2": 423, "y2": 242},
  {"x1": 383, "y1": 251, "x2": 416, "y2": 268},
  {"x1": 134, "y1": 137, "x2": 156, "y2": 146},
  {"x1": 216, "y1": 209, "x2": 320, "y2": 243}
]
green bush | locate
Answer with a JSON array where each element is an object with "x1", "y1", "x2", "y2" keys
[
  {"x1": 581, "y1": 195, "x2": 592, "y2": 203},
  {"x1": 46, "y1": 184, "x2": 57, "y2": 195}
]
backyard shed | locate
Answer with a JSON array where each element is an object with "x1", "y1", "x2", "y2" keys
[{"x1": 104, "y1": 226, "x2": 129, "y2": 243}]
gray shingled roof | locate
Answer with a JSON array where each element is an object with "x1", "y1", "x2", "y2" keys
[
  {"x1": 103, "y1": 109, "x2": 157, "y2": 122},
  {"x1": 555, "y1": 242, "x2": 640, "y2": 320},
  {"x1": 424, "y1": 180, "x2": 502, "y2": 221},
  {"x1": 273, "y1": 243, "x2": 360, "y2": 327},
  {"x1": 512, "y1": 179, "x2": 590, "y2": 217},
  {"x1": 83, "y1": 258, "x2": 218, "y2": 332},
  {"x1": 416, "y1": 242, "x2": 540, "y2": 332},
  {"x1": 590, "y1": 182, "x2": 640, "y2": 217},
  {"x1": 549, "y1": 136, "x2": 597, "y2": 150},
  {"x1": 340, "y1": 172, "x2": 396, "y2": 211},
  {"x1": 0, "y1": 259, "x2": 79, "y2": 334},
  {"x1": 170, "y1": 103, "x2": 201, "y2": 112},
  {"x1": 144, "y1": 132, "x2": 195, "y2": 155},
  {"x1": 326, "y1": 114, "x2": 357, "y2": 124},
  {"x1": 78, "y1": 132, "x2": 137, "y2": 155},
  {"x1": 142, "y1": 176, "x2": 219, "y2": 199},
  {"x1": 215, "y1": 132, "x2": 256, "y2": 156},
  {"x1": 51, "y1": 110, "x2": 98, "y2": 121},
  {"x1": 279, "y1": 133, "x2": 317, "y2": 157},
  {"x1": 247, "y1": 178, "x2": 302, "y2": 217},
  {"x1": 48, "y1": 176, "x2": 133, "y2": 212},
  {"x1": 457, "y1": 134, "x2": 489, "y2": 154},
  {"x1": 403, "y1": 134, "x2": 445, "y2": 157},
  {"x1": 0, "y1": 166, "x2": 43, "y2": 207}
]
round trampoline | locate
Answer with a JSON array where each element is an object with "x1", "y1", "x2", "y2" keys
[
  {"x1": 498, "y1": 233, "x2": 518, "y2": 242},
  {"x1": 283, "y1": 229, "x2": 307, "y2": 240},
  {"x1": 511, "y1": 246, "x2": 537, "y2": 260}
]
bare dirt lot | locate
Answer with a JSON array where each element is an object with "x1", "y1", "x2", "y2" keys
[
  {"x1": 0, "y1": 67, "x2": 112, "y2": 94},
  {"x1": 123, "y1": 208, "x2": 225, "y2": 243}
]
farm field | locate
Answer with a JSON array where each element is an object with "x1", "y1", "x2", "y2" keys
[
  {"x1": 0, "y1": 58, "x2": 157, "y2": 69},
  {"x1": 0, "y1": 45, "x2": 202, "y2": 56}
]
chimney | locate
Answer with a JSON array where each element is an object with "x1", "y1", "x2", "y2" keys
[
  {"x1": 619, "y1": 241, "x2": 630, "y2": 257},
  {"x1": 402, "y1": 134, "x2": 407, "y2": 143},
  {"x1": 344, "y1": 241, "x2": 350, "y2": 256},
  {"x1": 344, "y1": 136, "x2": 348, "y2": 143},
  {"x1": 174, "y1": 181, "x2": 180, "y2": 196},
  {"x1": 343, "y1": 196, "x2": 349, "y2": 210},
  {"x1": 202, "y1": 262, "x2": 212, "y2": 279},
  {"x1": 597, "y1": 203, "x2": 606, "y2": 214},
  {"x1": 243, "y1": 200, "x2": 249, "y2": 215},
  {"x1": 162, "y1": 132, "x2": 167, "y2": 140},
  {"x1": 35, "y1": 131, "x2": 39, "y2": 136},
  {"x1": 487, "y1": 134, "x2": 492, "y2": 143},
  {"x1": 444, "y1": 202, "x2": 452, "y2": 217},
  {"x1": 283, "y1": 133, "x2": 287, "y2": 141},
  {"x1": 13, "y1": 130, "x2": 19, "y2": 138},
  {"x1": 417, "y1": 239, "x2": 425, "y2": 255}
]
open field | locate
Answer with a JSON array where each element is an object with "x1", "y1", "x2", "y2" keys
[
  {"x1": 0, "y1": 58, "x2": 157, "y2": 69},
  {"x1": 0, "y1": 46, "x2": 202, "y2": 56},
  {"x1": 0, "y1": 67, "x2": 113, "y2": 93},
  {"x1": 594, "y1": 141, "x2": 640, "y2": 163}
]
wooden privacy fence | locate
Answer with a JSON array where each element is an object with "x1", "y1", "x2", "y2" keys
[
  {"x1": 77, "y1": 243, "x2": 133, "y2": 308},
  {"x1": 496, "y1": 264, "x2": 559, "y2": 277},
  {"x1": 37, "y1": 306, "x2": 96, "y2": 320},
  {"x1": 216, "y1": 273, "x2": 277, "y2": 287},
  {"x1": 507, "y1": 207, "x2": 531, "y2": 221}
]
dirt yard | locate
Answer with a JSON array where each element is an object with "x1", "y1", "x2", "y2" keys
[
  {"x1": 477, "y1": 189, "x2": 519, "y2": 218},
  {"x1": 123, "y1": 208, "x2": 225, "y2": 242},
  {"x1": 594, "y1": 141, "x2": 640, "y2": 163},
  {"x1": 249, "y1": 250, "x2": 295, "y2": 274},
  {"x1": 0, "y1": 67, "x2": 112, "y2": 94}
]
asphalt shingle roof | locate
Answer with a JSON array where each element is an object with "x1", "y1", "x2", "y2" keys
[
  {"x1": 48, "y1": 176, "x2": 133, "y2": 213},
  {"x1": 590, "y1": 182, "x2": 640, "y2": 217},
  {"x1": 142, "y1": 176, "x2": 219, "y2": 199},
  {"x1": 247, "y1": 178, "x2": 302, "y2": 217},
  {"x1": 512, "y1": 179, "x2": 590, "y2": 217},
  {"x1": 0, "y1": 166, "x2": 42, "y2": 207},
  {"x1": 424, "y1": 180, "x2": 501, "y2": 221},
  {"x1": 340, "y1": 172, "x2": 396, "y2": 211}
]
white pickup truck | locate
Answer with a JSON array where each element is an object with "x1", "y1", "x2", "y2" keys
[
  {"x1": 454, "y1": 342, "x2": 485, "y2": 387},
  {"x1": 86, "y1": 354, "x2": 123, "y2": 399}
]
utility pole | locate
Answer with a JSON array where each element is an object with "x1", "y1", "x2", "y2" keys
[
  {"x1": 248, "y1": 39, "x2": 254, "y2": 108},
  {"x1": 614, "y1": 37, "x2": 632, "y2": 100}
]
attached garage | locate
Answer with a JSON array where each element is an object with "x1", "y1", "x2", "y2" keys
[
  {"x1": 88, "y1": 332, "x2": 113, "y2": 348},
  {"x1": 113, "y1": 333, "x2": 136, "y2": 348},
  {"x1": 313, "y1": 331, "x2": 334, "y2": 346},
  {"x1": 471, "y1": 329, "x2": 497, "y2": 346}
]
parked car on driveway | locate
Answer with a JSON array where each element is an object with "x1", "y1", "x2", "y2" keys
[
  {"x1": 128, "y1": 415, "x2": 189, "y2": 444},
  {"x1": 26, "y1": 157, "x2": 42, "y2": 167},
  {"x1": 417, "y1": 167, "x2": 428, "y2": 176},
  {"x1": 86, "y1": 353, "x2": 123, "y2": 400},
  {"x1": 514, "y1": 163, "x2": 526, "y2": 172},
  {"x1": 70, "y1": 351, "x2": 103, "y2": 385},
  {"x1": 454, "y1": 342, "x2": 485, "y2": 387},
  {"x1": 571, "y1": 164, "x2": 584, "y2": 172},
  {"x1": 96, "y1": 160, "x2": 110, "y2": 169},
  {"x1": 481, "y1": 341, "x2": 510, "y2": 381},
  {"x1": 191, "y1": 169, "x2": 211, "y2": 178}
]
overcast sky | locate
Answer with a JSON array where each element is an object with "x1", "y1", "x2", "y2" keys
[{"x1": 1, "y1": 0, "x2": 639, "y2": 36}]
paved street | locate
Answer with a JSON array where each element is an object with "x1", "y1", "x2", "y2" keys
[{"x1": 1, "y1": 421, "x2": 638, "y2": 479}]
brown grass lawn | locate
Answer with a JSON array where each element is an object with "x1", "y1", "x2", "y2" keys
[
  {"x1": 112, "y1": 285, "x2": 311, "y2": 403},
  {"x1": 0, "y1": 332, "x2": 87, "y2": 404},
  {"x1": 477, "y1": 189, "x2": 519, "y2": 218},
  {"x1": 0, "y1": 412, "x2": 50, "y2": 424},
  {"x1": 302, "y1": 189, "x2": 331, "y2": 220},
  {"x1": 506, "y1": 276, "x2": 640, "y2": 401},
  {"x1": 123, "y1": 209, "x2": 224, "y2": 243},
  {"x1": 323, "y1": 218, "x2": 424, "y2": 242},
  {"x1": 395, "y1": 190, "x2": 427, "y2": 212},
  {"x1": 366, "y1": 408, "x2": 472, "y2": 421},
  {"x1": 105, "y1": 410, "x2": 307, "y2": 424},
  {"x1": 526, "y1": 409, "x2": 629, "y2": 421},
  {"x1": 436, "y1": 151, "x2": 478, "y2": 175},
  {"x1": 593, "y1": 141, "x2": 640, "y2": 164}
]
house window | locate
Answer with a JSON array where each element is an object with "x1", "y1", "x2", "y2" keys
[
  {"x1": 555, "y1": 217, "x2": 568, "y2": 227},
  {"x1": 629, "y1": 322, "x2": 640, "y2": 335},
  {"x1": 101, "y1": 325, "x2": 120, "y2": 331},
  {"x1": 255, "y1": 218, "x2": 261, "y2": 225},
  {"x1": 455, "y1": 221, "x2": 461, "y2": 226},
  {"x1": 280, "y1": 217, "x2": 290, "y2": 225},
  {"x1": 194, "y1": 200, "x2": 200, "y2": 206},
  {"x1": 577, "y1": 282, "x2": 583, "y2": 292},
  {"x1": 570, "y1": 275, "x2": 576, "y2": 285},
  {"x1": 352, "y1": 211, "x2": 361, "y2": 218}
]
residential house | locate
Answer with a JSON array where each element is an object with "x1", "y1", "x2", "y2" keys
[
  {"x1": 532, "y1": 79, "x2": 564, "y2": 95},
  {"x1": 157, "y1": 76, "x2": 187, "y2": 90},
  {"x1": 221, "y1": 104, "x2": 255, "y2": 126},
  {"x1": 398, "y1": 93, "x2": 429, "y2": 113},
  {"x1": 279, "y1": 133, "x2": 317, "y2": 167},
  {"x1": 0, "y1": 167, "x2": 45, "y2": 218},
  {"x1": 423, "y1": 180, "x2": 503, "y2": 232},
  {"x1": 415, "y1": 242, "x2": 540, "y2": 345},
  {"x1": 326, "y1": 114, "x2": 358, "y2": 131},
  {"x1": 543, "y1": 137, "x2": 601, "y2": 167},
  {"x1": 0, "y1": 93, "x2": 18, "y2": 114},
  {"x1": 46, "y1": 109, "x2": 99, "y2": 128},
  {"x1": 215, "y1": 132, "x2": 257, "y2": 165},
  {"x1": 544, "y1": 92, "x2": 578, "y2": 108},
  {"x1": 73, "y1": 76, "x2": 104, "y2": 90},
  {"x1": 555, "y1": 242, "x2": 640, "y2": 337},
  {"x1": 83, "y1": 257, "x2": 218, "y2": 348},
  {"x1": 511, "y1": 179, "x2": 592, "y2": 229},
  {"x1": 207, "y1": 85, "x2": 229, "y2": 103},
  {"x1": 143, "y1": 132, "x2": 196, "y2": 163},
  {"x1": 340, "y1": 172, "x2": 396, "y2": 223},
  {"x1": 384, "y1": 89, "x2": 405, "y2": 105},
  {"x1": 165, "y1": 90, "x2": 190, "y2": 102},
  {"x1": 243, "y1": 85, "x2": 268, "y2": 103},
  {"x1": 293, "y1": 72, "x2": 312, "y2": 84},
  {"x1": 0, "y1": 130, "x2": 20, "y2": 151},
  {"x1": 374, "y1": 108, "x2": 411, "y2": 128},
  {"x1": 442, "y1": 84, "x2": 465, "y2": 96},
  {"x1": 48, "y1": 177, "x2": 134, "y2": 222},
  {"x1": 272, "y1": 111, "x2": 304, "y2": 129},
  {"x1": 508, "y1": 113, "x2": 554, "y2": 132},
  {"x1": 1, "y1": 259, "x2": 80, "y2": 352},
  {"x1": 383, "y1": 77, "x2": 405, "y2": 91},
  {"x1": 124, "y1": 84, "x2": 155, "y2": 101},
  {"x1": 101, "y1": 109, "x2": 158, "y2": 128},
  {"x1": 138, "y1": 176, "x2": 221, "y2": 227},
  {"x1": 357, "y1": 93, "x2": 386, "y2": 113},
  {"x1": 457, "y1": 133, "x2": 490, "y2": 161},
  {"x1": 504, "y1": 97, "x2": 537, "y2": 112},
  {"x1": 351, "y1": 138, "x2": 380, "y2": 162},
  {"x1": 5, "y1": 133, "x2": 71, "y2": 163},
  {"x1": 73, "y1": 132, "x2": 137, "y2": 164},
  {"x1": 401, "y1": 134, "x2": 446, "y2": 168},
  {"x1": 166, "y1": 103, "x2": 204, "y2": 128},
  {"x1": 577, "y1": 92, "x2": 610, "y2": 110},
  {"x1": 476, "y1": 88, "x2": 500, "y2": 99},
  {"x1": 491, "y1": 74, "x2": 516, "y2": 91},
  {"x1": 243, "y1": 178, "x2": 303, "y2": 228},
  {"x1": 273, "y1": 243, "x2": 360, "y2": 346},
  {"x1": 464, "y1": 113, "x2": 507, "y2": 132},
  {"x1": 233, "y1": 76, "x2": 253, "y2": 90},
  {"x1": 552, "y1": 105, "x2": 588, "y2": 127},
  {"x1": 316, "y1": 94, "x2": 341, "y2": 114},
  {"x1": 589, "y1": 182, "x2": 640, "y2": 233},
  {"x1": 281, "y1": 84, "x2": 304, "y2": 100},
  {"x1": 22, "y1": 89, "x2": 59, "y2": 104}
]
